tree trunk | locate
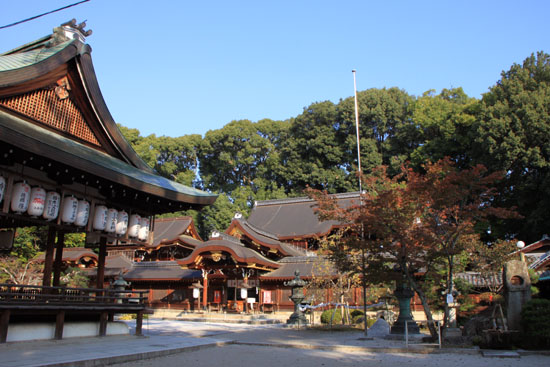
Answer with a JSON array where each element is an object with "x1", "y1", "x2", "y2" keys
[{"x1": 409, "y1": 277, "x2": 438, "y2": 339}]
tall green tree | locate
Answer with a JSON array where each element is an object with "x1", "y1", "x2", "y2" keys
[
  {"x1": 199, "y1": 119, "x2": 286, "y2": 195},
  {"x1": 410, "y1": 88, "x2": 478, "y2": 169},
  {"x1": 338, "y1": 88, "x2": 416, "y2": 177},
  {"x1": 278, "y1": 101, "x2": 353, "y2": 194},
  {"x1": 474, "y1": 51, "x2": 550, "y2": 242}
]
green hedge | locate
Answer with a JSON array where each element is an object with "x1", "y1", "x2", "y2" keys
[{"x1": 521, "y1": 298, "x2": 550, "y2": 348}]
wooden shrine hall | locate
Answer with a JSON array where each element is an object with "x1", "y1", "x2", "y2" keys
[{"x1": 0, "y1": 20, "x2": 217, "y2": 342}]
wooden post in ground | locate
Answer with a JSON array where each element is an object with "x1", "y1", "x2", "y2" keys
[
  {"x1": 99, "y1": 312, "x2": 108, "y2": 336},
  {"x1": 135, "y1": 311, "x2": 143, "y2": 336},
  {"x1": 202, "y1": 274, "x2": 208, "y2": 311},
  {"x1": 0, "y1": 310, "x2": 10, "y2": 343},
  {"x1": 55, "y1": 311, "x2": 65, "y2": 340}
]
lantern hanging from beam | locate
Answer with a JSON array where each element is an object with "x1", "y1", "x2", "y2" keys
[
  {"x1": 75, "y1": 199, "x2": 90, "y2": 227},
  {"x1": 93, "y1": 205, "x2": 108, "y2": 231},
  {"x1": 11, "y1": 181, "x2": 31, "y2": 213},
  {"x1": 61, "y1": 196, "x2": 78, "y2": 223},
  {"x1": 43, "y1": 191, "x2": 61, "y2": 221},
  {"x1": 128, "y1": 214, "x2": 141, "y2": 238},
  {"x1": 138, "y1": 217, "x2": 149, "y2": 241},
  {"x1": 105, "y1": 208, "x2": 118, "y2": 233},
  {"x1": 116, "y1": 210, "x2": 128, "y2": 235},
  {"x1": 27, "y1": 186, "x2": 46, "y2": 217}
]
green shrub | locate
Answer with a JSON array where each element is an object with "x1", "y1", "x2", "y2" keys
[
  {"x1": 520, "y1": 298, "x2": 550, "y2": 349},
  {"x1": 320, "y1": 308, "x2": 342, "y2": 324},
  {"x1": 521, "y1": 299, "x2": 550, "y2": 336}
]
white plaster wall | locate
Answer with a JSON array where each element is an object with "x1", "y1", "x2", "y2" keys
[{"x1": 6, "y1": 321, "x2": 129, "y2": 342}]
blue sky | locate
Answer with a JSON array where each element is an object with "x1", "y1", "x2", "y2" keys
[{"x1": 1, "y1": 1, "x2": 549, "y2": 138}]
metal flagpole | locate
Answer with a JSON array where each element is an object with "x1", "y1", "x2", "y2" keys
[
  {"x1": 353, "y1": 70, "x2": 368, "y2": 337},
  {"x1": 352, "y1": 69, "x2": 362, "y2": 193}
]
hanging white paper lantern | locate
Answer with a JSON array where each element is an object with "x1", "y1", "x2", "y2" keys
[
  {"x1": 193, "y1": 287, "x2": 200, "y2": 299},
  {"x1": 138, "y1": 217, "x2": 150, "y2": 241},
  {"x1": 43, "y1": 191, "x2": 61, "y2": 220},
  {"x1": 93, "y1": 205, "x2": 108, "y2": 231},
  {"x1": 240, "y1": 288, "x2": 248, "y2": 299},
  {"x1": 105, "y1": 208, "x2": 118, "y2": 233},
  {"x1": 116, "y1": 210, "x2": 129, "y2": 235},
  {"x1": 27, "y1": 187, "x2": 46, "y2": 217},
  {"x1": 75, "y1": 199, "x2": 90, "y2": 227},
  {"x1": 0, "y1": 176, "x2": 6, "y2": 203},
  {"x1": 128, "y1": 214, "x2": 141, "y2": 238},
  {"x1": 61, "y1": 196, "x2": 78, "y2": 223},
  {"x1": 10, "y1": 181, "x2": 30, "y2": 213}
]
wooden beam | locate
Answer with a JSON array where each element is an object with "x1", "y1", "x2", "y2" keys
[
  {"x1": 0, "y1": 310, "x2": 10, "y2": 343},
  {"x1": 52, "y1": 231, "x2": 65, "y2": 287},
  {"x1": 42, "y1": 226, "x2": 56, "y2": 287},
  {"x1": 55, "y1": 311, "x2": 65, "y2": 340},
  {"x1": 96, "y1": 236, "x2": 107, "y2": 289}
]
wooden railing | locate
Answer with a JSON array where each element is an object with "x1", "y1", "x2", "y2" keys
[
  {"x1": 0, "y1": 283, "x2": 150, "y2": 342},
  {"x1": 0, "y1": 283, "x2": 147, "y2": 306}
]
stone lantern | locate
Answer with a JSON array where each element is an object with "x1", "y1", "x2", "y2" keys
[
  {"x1": 390, "y1": 278, "x2": 420, "y2": 334},
  {"x1": 112, "y1": 271, "x2": 129, "y2": 304},
  {"x1": 284, "y1": 270, "x2": 308, "y2": 326}
]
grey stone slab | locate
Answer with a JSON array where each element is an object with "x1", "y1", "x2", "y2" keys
[{"x1": 482, "y1": 350, "x2": 521, "y2": 358}]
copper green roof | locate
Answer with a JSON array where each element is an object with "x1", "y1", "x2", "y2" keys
[{"x1": 0, "y1": 40, "x2": 73, "y2": 72}]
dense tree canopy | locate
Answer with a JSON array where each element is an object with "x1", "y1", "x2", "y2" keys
[
  {"x1": 474, "y1": 52, "x2": 550, "y2": 243},
  {"x1": 114, "y1": 51, "x2": 550, "y2": 243}
]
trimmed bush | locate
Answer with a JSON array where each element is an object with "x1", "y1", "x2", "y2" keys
[
  {"x1": 320, "y1": 308, "x2": 342, "y2": 324},
  {"x1": 520, "y1": 298, "x2": 550, "y2": 349}
]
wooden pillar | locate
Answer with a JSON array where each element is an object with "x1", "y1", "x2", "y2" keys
[
  {"x1": 0, "y1": 310, "x2": 10, "y2": 343},
  {"x1": 135, "y1": 310, "x2": 143, "y2": 336},
  {"x1": 202, "y1": 275, "x2": 208, "y2": 310},
  {"x1": 52, "y1": 231, "x2": 65, "y2": 287},
  {"x1": 55, "y1": 311, "x2": 65, "y2": 340},
  {"x1": 99, "y1": 312, "x2": 108, "y2": 336},
  {"x1": 42, "y1": 226, "x2": 57, "y2": 287},
  {"x1": 96, "y1": 236, "x2": 107, "y2": 289}
]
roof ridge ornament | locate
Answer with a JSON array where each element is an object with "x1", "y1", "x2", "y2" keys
[{"x1": 49, "y1": 19, "x2": 92, "y2": 47}]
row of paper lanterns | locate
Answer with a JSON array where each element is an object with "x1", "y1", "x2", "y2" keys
[{"x1": 0, "y1": 178, "x2": 149, "y2": 241}]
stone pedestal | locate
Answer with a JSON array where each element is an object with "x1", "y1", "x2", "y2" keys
[
  {"x1": 503, "y1": 260, "x2": 531, "y2": 330},
  {"x1": 390, "y1": 284, "x2": 420, "y2": 334},
  {"x1": 444, "y1": 302, "x2": 462, "y2": 338}
]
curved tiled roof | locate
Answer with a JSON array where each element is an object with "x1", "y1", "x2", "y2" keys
[
  {"x1": 247, "y1": 192, "x2": 360, "y2": 239},
  {"x1": 261, "y1": 256, "x2": 338, "y2": 280},
  {"x1": 124, "y1": 261, "x2": 201, "y2": 281},
  {"x1": 178, "y1": 235, "x2": 280, "y2": 269},
  {"x1": 34, "y1": 247, "x2": 97, "y2": 263},
  {"x1": 150, "y1": 217, "x2": 201, "y2": 247},
  {"x1": 227, "y1": 218, "x2": 307, "y2": 257}
]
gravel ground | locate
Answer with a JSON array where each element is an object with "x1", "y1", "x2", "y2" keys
[
  {"x1": 111, "y1": 343, "x2": 550, "y2": 367},
  {"x1": 112, "y1": 319, "x2": 550, "y2": 367}
]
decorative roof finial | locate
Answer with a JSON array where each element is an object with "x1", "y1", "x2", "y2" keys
[{"x1": 49, "y1": 19, "x2": 92, "y2": 46}]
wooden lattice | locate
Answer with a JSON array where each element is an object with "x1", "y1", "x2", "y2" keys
[{"x1": 0, "y1": 87, "x2": 100, "y2": 146}]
